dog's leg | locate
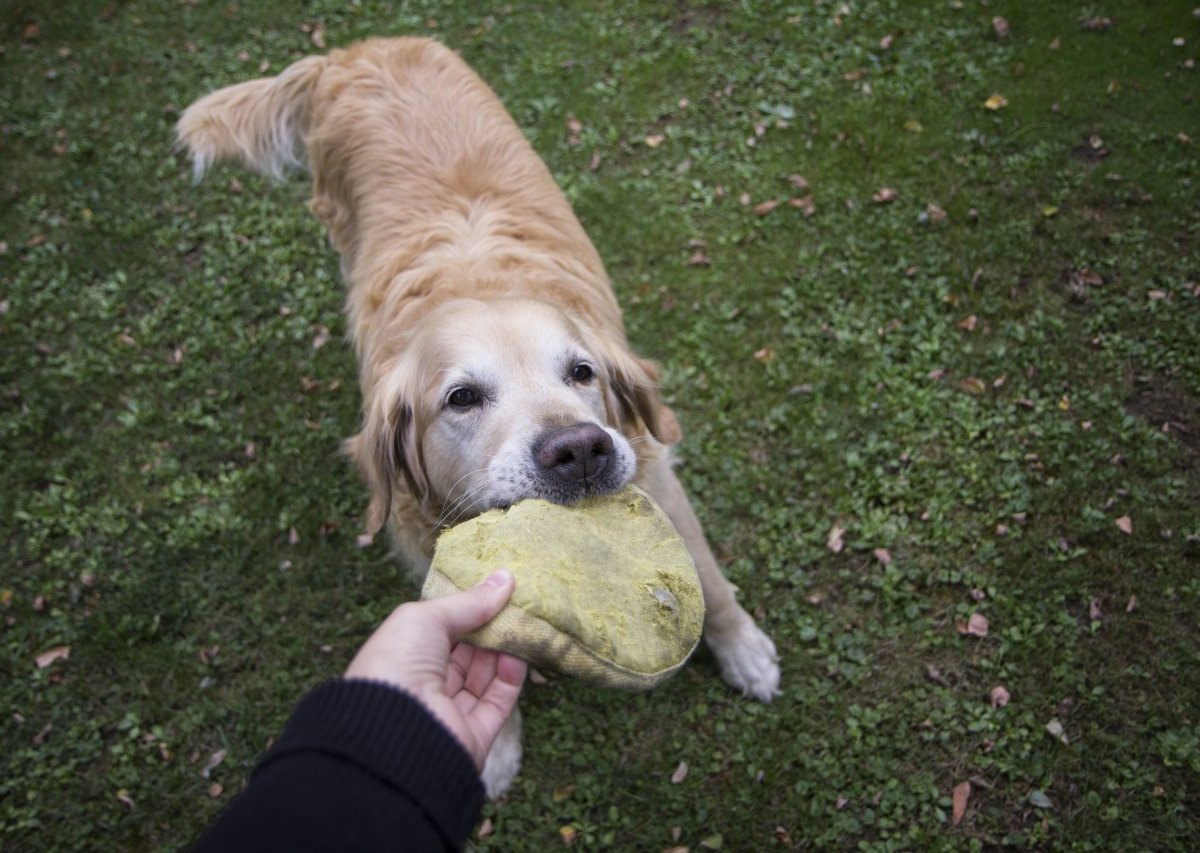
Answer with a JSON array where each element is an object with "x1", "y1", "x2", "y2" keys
[
  {"x1": 638, "y1": 453, "x2": 781, "y2": 702},
  {"x1": 480, "y1": 705, "x2": 523, "y2": 799}
]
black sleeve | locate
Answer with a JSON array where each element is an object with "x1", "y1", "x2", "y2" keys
[{"x1": 191, "y1": 679, "x2": 485, "y2": 852}]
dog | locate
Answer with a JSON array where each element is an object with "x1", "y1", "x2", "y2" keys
[{"x1": 177, "y1": 37, "x2": 779, "y2": 797}]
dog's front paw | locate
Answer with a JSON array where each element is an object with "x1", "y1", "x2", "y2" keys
[
  {"x1": 480, "y1": 710, "x2": 523, "y2": 799},
  {"x1": 706, "y1": 616, "x2": 781, "y2": 702}
]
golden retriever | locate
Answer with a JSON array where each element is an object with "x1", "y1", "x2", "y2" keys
[{"x1": 177, "y1": 37, "x2": 779, "y2": 797}]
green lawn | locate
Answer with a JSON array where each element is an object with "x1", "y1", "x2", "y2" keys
[{"x1": 3, "y1": 1, "x2": 1198, "y2": 849}]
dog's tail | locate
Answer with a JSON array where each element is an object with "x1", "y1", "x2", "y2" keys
[{"x1": 175, "y1": 54, "x2": 328, "y2": 182}]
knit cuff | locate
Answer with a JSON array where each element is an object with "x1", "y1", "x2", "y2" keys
[{"x1": 258, "y1": 679, "x2": 484, "y2": 848}]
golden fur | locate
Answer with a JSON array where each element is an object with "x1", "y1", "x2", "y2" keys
[{"x1": 178, "y1": 37, "x2": 778, "y2": 797}]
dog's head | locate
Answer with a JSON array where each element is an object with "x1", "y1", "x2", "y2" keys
[{"x1": 348, "y1": 297, "x2": 680, "y2": 535}]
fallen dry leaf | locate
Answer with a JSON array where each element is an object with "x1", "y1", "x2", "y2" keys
[
  {"x1": 1115, "y1": 515, "x2": 1133, "y2": 535},
  {"x1": 984, "y1": 93, "x2": 1008, "y2": 111},
  {"x1": 312, "y1": 325, "x2": 331, "y2": 349},
  {"x1": 827, "y1": 524, "x2": 846, "y2": 554},
  {"x1": 288, "y1": 527, "x2": 300, "y2": 545},
  {"x1": 355, "y1": 532, "x2": 375, "y2": 549},
  {"x1": 873, "y1": 548, "x2": 892, "y2": 566},
  {"x1": 926, "y1": 202, "x2": 948, "y2": 222},
  {"x1": 1089, "y1": 597, "x2": 1103, "y2": 621},
  {"x1": 789, "y1": 195, "x2": 816, "y2": 216},
  {"x1": 1081, "y1": 16, "x2": 1114, "y2": 32},
  {"x1": 1045, "y1": 718, "x2": 1069, "y2": 745},
  {"x1": 671, "y1": 760, "x2": 689, "y2": 784},
  {"x1": 956, "y1": 613, "x2": 989, "y2": 638},
  {"x1": 788, "y1": 174, "x2": 811, "y2": 192},
  {"x1": 753, "y1": 199, "x2": 781, "y2": 216},
  {"x1": 645, "y1": 133, "x2": 665, "y2": 148},
  {"x1": 1125, "y1": 594, "x2": 1138, "y2": 613},
  {"x1": 478, "y1": 817, "x2": 494, "y2": 840},
  {"x1": 992, "y1": 16, "x2": 1010, "y2": 39},
  {"x1": 879, "y1": 34, "x2": 894, "y2": 50},
  {"x1": 559, "y1": 826, "x2": 578, "y2": 846},
  {"x1": 990, "y1": 685, "x2": 1011, "y2": 708},
  {"x1": 960, "y1": 376, "x2": 986, "y2": 395},
  {"x1": 958, "y1": 314, "x2": 978, "y2": 332},
  {"x1": 687, "y1": 249, "x2": 711, "y2": 267},
  {"x1": 35, "y1": 645, "x2": 70, "y2": 669},
  {"x1": 201, "y1": 748, "x2": 227, "y2": 779},
  {"x1": 310, "y1": 23, "x2": 326, "y2": 49},
  {"x1": 952, "y1": 780, "x2": 971, "y2": 826},
  {"x1": 872, "y1": 187, "x2": 898, "y2": 203},
  {"x1": 753, "y1": 347, "x2": 773, "y2": 362},
  {"x1": 116, "y1": 788, "x2": 135, "y2": 810},
  {"x1": 207, "y1": 782, "x2": 224, "y2": 798}
]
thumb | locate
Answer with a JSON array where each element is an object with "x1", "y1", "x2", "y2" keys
[{"x1": 425, "y1": 568, "x2": 515, "y2": 637}]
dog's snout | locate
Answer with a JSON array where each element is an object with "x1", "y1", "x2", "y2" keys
[{"x1": 535, "y1": 423, "x2": 614, "y2": 482}]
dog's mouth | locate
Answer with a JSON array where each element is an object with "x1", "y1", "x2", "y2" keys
[{"x1": 490, "y1": 476, "x2": 627, "y2": 511}]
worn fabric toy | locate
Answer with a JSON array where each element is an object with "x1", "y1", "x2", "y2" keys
[{"x1": 421, "y1": 486, "x2": 704, "y2": 690}]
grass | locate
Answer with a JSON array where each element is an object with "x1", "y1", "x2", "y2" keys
[{"x1": 2, "y1": 0, "x2": 1198, "y2": 849}]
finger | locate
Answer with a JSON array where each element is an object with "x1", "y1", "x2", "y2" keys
[
  {"x1": 445, "y1": 642, "x2": 475, "y2": 695},
  {"x1": 462, "y1": 645, "x2": 501, "y2": 698},
  {"x1": 496, "y1": 652, "x2": 528, "y2": 688},
  {"x1": 422, "y1": 568, "x2": 515, "y2": 638},
  {"x1": 464, "y1": 664, "x2": 527, "y2": 747}
]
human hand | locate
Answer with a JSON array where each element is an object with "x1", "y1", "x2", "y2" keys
[{"x1": 345, "y1": 569, "x2": 527, "y2": 770}]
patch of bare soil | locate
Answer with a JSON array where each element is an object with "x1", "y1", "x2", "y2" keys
[{"x1": 1127, "y1": 379, "x2": 1200, "y2": 458}]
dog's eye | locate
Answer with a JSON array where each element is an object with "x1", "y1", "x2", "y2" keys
[
  {"x1": 447, "y1": 387, "x2": 481, "y2": 409},
  {"x1": 570, "y1": 362, "x2": 595, "y2": 384}
]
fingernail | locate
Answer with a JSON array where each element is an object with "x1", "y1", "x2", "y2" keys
[{"x1": 482, "y1": 568, "x2": 512, "y2": 588}]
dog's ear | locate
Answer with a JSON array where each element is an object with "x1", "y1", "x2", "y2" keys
[
  {"x1": 175, "y1": 53, "x2": 328, "y2": 182},
  {"x1": 347, "y1": 401, "x2": 430, "y2": 535},
  {"x1": 592, "y1": 335, "x2": 682, "y2": 446}
]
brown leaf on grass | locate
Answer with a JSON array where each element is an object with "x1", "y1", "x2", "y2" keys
[
  {"x1": 872, "y1": 187, "x2": 898, "y2": 203},
  {"x1": 926, "y1": 202, "x2": 948, "y2": 222},
  {"x1": 788, "y1": 174, "x2": 811, "y2": 192},
  {"x1": 671, "y1": 760, "x2": 689, "y2": 784},
  {"x1": 1088, "y1": 597, "x2": 1104, "y2": 621},
  {"x1": 984, "y1": 93, "x2": 1008, "y2": 111},
  {"x1": 310, "y1": 23, "x2": 326, "y2": 49},
  {"x1": 960, "y1": 376, "x2": 986, "y2": 395},
  {"x1": 477, "y1": 818, "x2": 494, "y2": 840},
  {"x1": 952, "y1": 780, "x2": 971, "y2": 826},
  {"x1": 288, "y1": 527, "x2": 300, "y2": 545},
  {"x1": 559, "y1": 825, "x2": 578, "y2": 845},
  {"x1": 873, "y1": 548, "x2": 892, "y2": 565},
  {"x1": 827, "y1": 524, "x2": 846, "y2": 554},
  {"x1": 789, "y1": 195, "x2": 816, "y2": 217},
  {"x1": 958, "y1": 314, "x2": 978, "y2": 331},
  {"x1": 957, "y1": 613, "x2": 989, "y2": 637},
  {"x1": 312, "y1": 325, "x2": 331, "y2": 350},
  {"x1": 645, "y1": 133, "x2": 665, "y2": 148},
  {"x1": 207, "y1": 782, "x2": 224, "y2": 798},
  {"x1": 879, "y1": 34, "x2": 895, "y2": 50},
  {"x1": 1126, "y1": 594, "x2": 1138, "y2": 613},
  {"x1": 753, "y1": 348, "x2": 773, "y2": 362},
  {"x1": 687, "y1": 250, "x2": 711, "y2": 267},
  {"x1": 201, "y1": 748, "x2": 227, "y2": 779},
  {"x1": 753, "y1": 199, "x2": 781, "y2": 216},
  {"x1": 1115, "y1": 515, "x2": 1133, "y2": 535},
  {"x1": 116, "y1": 788, "x2": 135, "y2": 810},
  {"x1": 35, "y1": 645, "x2": 70, "y2": 669},
  {"x1": 990, "y1": 685, "x2": 1011, "y2": 708},
  {"x1": 1081, "y1": 17, "x2": 1114, "y2": 32},
  {"x1": 992, "y1": 16, "x2": 1010, "y2": 39}
]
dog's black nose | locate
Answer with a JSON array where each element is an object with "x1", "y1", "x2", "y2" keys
[{"x1": 535, "y1": 423, "x2": 614, "y2": 483}]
